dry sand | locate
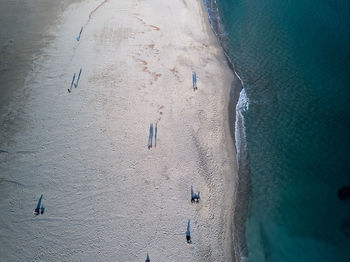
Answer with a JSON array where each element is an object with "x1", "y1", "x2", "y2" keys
[{"x1": 0, "y1": 0, "x2": 238, "y2": 261}]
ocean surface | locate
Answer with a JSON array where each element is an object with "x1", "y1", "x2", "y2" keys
[{"x1": 205, "y1": 0, "x2": 350, "y2": 261}]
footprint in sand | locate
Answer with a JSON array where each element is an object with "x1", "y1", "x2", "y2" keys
[
  {"x1": 198, "y1": 110, "x2": 207, "y2": 124},
  {"x1": 149, "y1": 25, "x2": 160, "y2": 31},
  {"x1": 145, "y1": 43, "x2": 160, "y2": 54},
  {"x1": 134, "y1": 16, "x2": 161, "y2": 32},
  {"x1": 170, "y1": 67, "x2": 181, "y2": 82},
  {"x1": 86, "y1": 0, "x2": 109, "y2": 26},
  {"x1": 158, "y1": 105, "x2": 165, "y2": 113},
  {"x1": 133, "y1": 56, "x2": 162, "y2": 82}
]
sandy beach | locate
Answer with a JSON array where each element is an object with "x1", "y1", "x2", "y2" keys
[{"x1": 0, "y1": 0, "x2": 238, "y2": 261}]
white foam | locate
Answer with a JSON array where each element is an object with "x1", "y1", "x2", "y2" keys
[
  {"x1": 235, "y1": 88, "x2": 249, "y2": 161},
  {"x1": 233, "y1": 88, "x2": 250, "y2": 262},
  {"x1": 236, "y1": 87, "x2": 249, "y2": 112}
]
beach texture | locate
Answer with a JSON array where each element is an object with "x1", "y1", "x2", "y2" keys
[{"x1": 0, "y1": 0, "x2": 237, "y2": 261}]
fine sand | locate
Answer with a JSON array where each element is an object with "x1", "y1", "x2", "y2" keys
[{"x1": 0, "y1": 0, "x2": 238, "y2": 261}]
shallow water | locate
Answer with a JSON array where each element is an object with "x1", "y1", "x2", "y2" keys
[{"x1": 206, "y1": 0, "x2": 350, "y2": 261}]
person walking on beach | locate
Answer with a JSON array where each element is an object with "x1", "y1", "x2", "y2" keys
[
  {"x1": 154, "y1": 123, "x2": 158, "y2": 149},
  {"x1": 148, "y1": 123, "x2": 153, "y2": 149},
  {"x1": 68, "y1": 73, "x2": 76, "y2": 93},
  {"x1": 186, "y1": 219, "x2": 192, "y2": 244},
  {"x1": 76, "y1": 26, "x2": 83, "y2": 41},
  {"x1": 33, "y1": 194, "x2": 44, "y2": 216},
  {"x1": 74, "y1": 68, "x2": 82, "y2": 88},
  {"x1": 191, "y1": 185, "x2": 200, "y2": 203},
  {"x1": 192, "y1": 71, "x2": 198, "y2": 91},
  {"x1": 145, "y1": 253, "x2": 150, "y2": 262}
]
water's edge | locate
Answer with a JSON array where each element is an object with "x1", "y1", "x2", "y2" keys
[{"x1": 202, "y1": 1, "x2": 250, "y2": 261}]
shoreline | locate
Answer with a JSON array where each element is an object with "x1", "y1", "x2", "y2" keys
[
  {"x1": 0, "y1": 0, "x2": 239, "y2": 260},
  {"x1": 199, "y1": 0, "x2": 243, "y2": 260},
  {"x1": 202, "y1": 1, "x2": 249, "y2": 261}
]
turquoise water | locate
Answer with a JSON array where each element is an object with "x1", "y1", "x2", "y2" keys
[{"x1": 205, "y1": 0, "x2": 350, "y2": 261}]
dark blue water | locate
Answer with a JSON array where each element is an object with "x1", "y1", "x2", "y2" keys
[{"x1": 205, "y1": 0, "x2": 350, "y2": 261}]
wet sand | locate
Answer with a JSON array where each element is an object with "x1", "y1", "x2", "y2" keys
[{"x1": 0, "y1": 0, "x2": 238, "y2": 261}]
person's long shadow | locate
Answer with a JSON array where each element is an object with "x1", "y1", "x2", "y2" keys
[
  {"x1": 154, "y1": 123, "x2": 157, "y2": 149},
  {"x1": 148, "y1": 123, "x2": 153, "y2": 149}
]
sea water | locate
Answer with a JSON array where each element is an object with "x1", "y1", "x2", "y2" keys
[{"x1": 205, "y1": 0, "x2": 350, "y2": 261}]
